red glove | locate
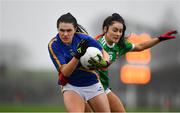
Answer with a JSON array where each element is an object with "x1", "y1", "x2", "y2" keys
[
  {"x1": 158, "y1": 30, "x2": 177, "y2": 41},
  {"x1": 58, "y1": 72, "x2": 68, "y2": 86}
]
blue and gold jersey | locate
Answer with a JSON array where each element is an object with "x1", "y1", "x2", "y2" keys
[{"x1": 48, "y1": 33, "x2": 102, "y2": 86}]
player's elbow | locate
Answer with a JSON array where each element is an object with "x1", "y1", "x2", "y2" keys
[{"x1": 60, "y1": 71, "x2": 71, "y2": 77}]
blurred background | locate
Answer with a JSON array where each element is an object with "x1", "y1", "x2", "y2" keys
[{"x1": 0, "y1": 0, "x2": 180, "y2": 112}]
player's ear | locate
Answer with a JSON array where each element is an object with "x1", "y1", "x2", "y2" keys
[{"x1": 103, "y1": 26, "x2": 108, "y2": 33}]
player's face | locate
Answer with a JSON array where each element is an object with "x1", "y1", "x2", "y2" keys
[
  {"x1": 105, "y1": 21, "x2": 123, "y2": 45},
  {"x1": 58, "y1": 22, "x2": 76, "y2": 44}
]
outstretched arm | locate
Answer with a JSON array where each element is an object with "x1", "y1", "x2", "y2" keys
[
  {"x1": 132, "y1": 38, "x2": 159, "y2": 51},
  {"x1": 132, "y1": 30, "x2": 177, "y2": 51}
]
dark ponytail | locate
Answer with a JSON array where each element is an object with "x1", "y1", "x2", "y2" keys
[
  {"x1": 57, "y1": 13, "x2": 88, "y2": 34},
  {"x1": 103, "y1": 13, "x2": 126, "y2": 48}
]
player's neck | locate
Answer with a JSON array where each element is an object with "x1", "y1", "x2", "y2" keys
[{"x1": 104, "y1": 36, "x2": 115, "y2": 48}]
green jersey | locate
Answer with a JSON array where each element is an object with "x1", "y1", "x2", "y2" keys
[{"x1": 96, "y1": 35, "x2": 133, "y2": 89}]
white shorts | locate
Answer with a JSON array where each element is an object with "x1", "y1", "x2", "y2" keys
[
  {"x1": 61, "y1": 82, "x2": 104, "y2": 101},
  {"x1": 105, "y1": 88, "x2": 111, "y2": 94}
]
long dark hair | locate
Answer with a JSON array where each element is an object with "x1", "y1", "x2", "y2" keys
[
  {"x1": 102, "y1": 13, "x2": 126, "y2": 48},
  {"x1": 57, "y1": 13, "x2": 88, "y2": 34}
]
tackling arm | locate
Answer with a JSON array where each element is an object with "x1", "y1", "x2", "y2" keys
[
  {"x1": 132, "y1": 38, "x2": 159, "y2": 51},
  {"x1": 132, "y1": 30, "x2": 177, "y2": 52}
]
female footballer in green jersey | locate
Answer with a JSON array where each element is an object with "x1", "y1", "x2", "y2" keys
[{"x1": 86, "y1": 13, "x2": 177, "y2": 112}]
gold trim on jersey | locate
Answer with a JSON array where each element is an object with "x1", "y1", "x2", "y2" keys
[{"x1": 48, "y1": 38, "x2": 62, "y2": 69}]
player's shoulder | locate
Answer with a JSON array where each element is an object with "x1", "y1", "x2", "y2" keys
[
  {"x1": 48, "y1": 37, "x2": 56, "y2": 45},
  {"x1": 75, "y1": 32, "x2": 94, "y2": 41},
  {"x1": 124, "y1": 39, "x2": 133, "y2": 46},
  {"x1": 75, "y1": 32, "x2": 89, "y2": 37},
  {"x1": 48, "y1": 36, "x2": 59, "y2": 50},
  {"x1": 95, "y1": 34, "x2": 104, "y2": 40},
  {"x1": 95, "y1": 34, "x2": 105, "y2": 46}
]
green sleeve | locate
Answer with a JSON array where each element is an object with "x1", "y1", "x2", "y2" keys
[{"x1": 119, "y1": 41, "x2": 133, "y2": 56}]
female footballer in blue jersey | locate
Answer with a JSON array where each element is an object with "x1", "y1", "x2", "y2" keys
[
  {"x1": 86, "y1": 13, "x2": 177, "y2": 112},
  {"x1": 48, "y1": 13, "x2": 110, "y2": 112}
]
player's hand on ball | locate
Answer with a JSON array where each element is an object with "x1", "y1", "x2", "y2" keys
[
  {"x1": 74, "y1": 39, "x2": 88, "y2": 59},
  {"x1": 158, "y1": 30, "x2": 177, "y2": 41},
  {"x1": 88, "y1": 54, "x2": 110, "y2": 69}
]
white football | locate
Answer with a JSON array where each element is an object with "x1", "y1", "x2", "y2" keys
[{"x1": 80, "y1": 47, "x2": 103, "y2": 69}]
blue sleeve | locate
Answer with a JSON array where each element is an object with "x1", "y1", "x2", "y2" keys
[
  {"x1": 119, "y1": 40, "x2": 133, "y2": 56},
  {"x1": 48, "y1": 40, "x2": 66, "y2": 71}
]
